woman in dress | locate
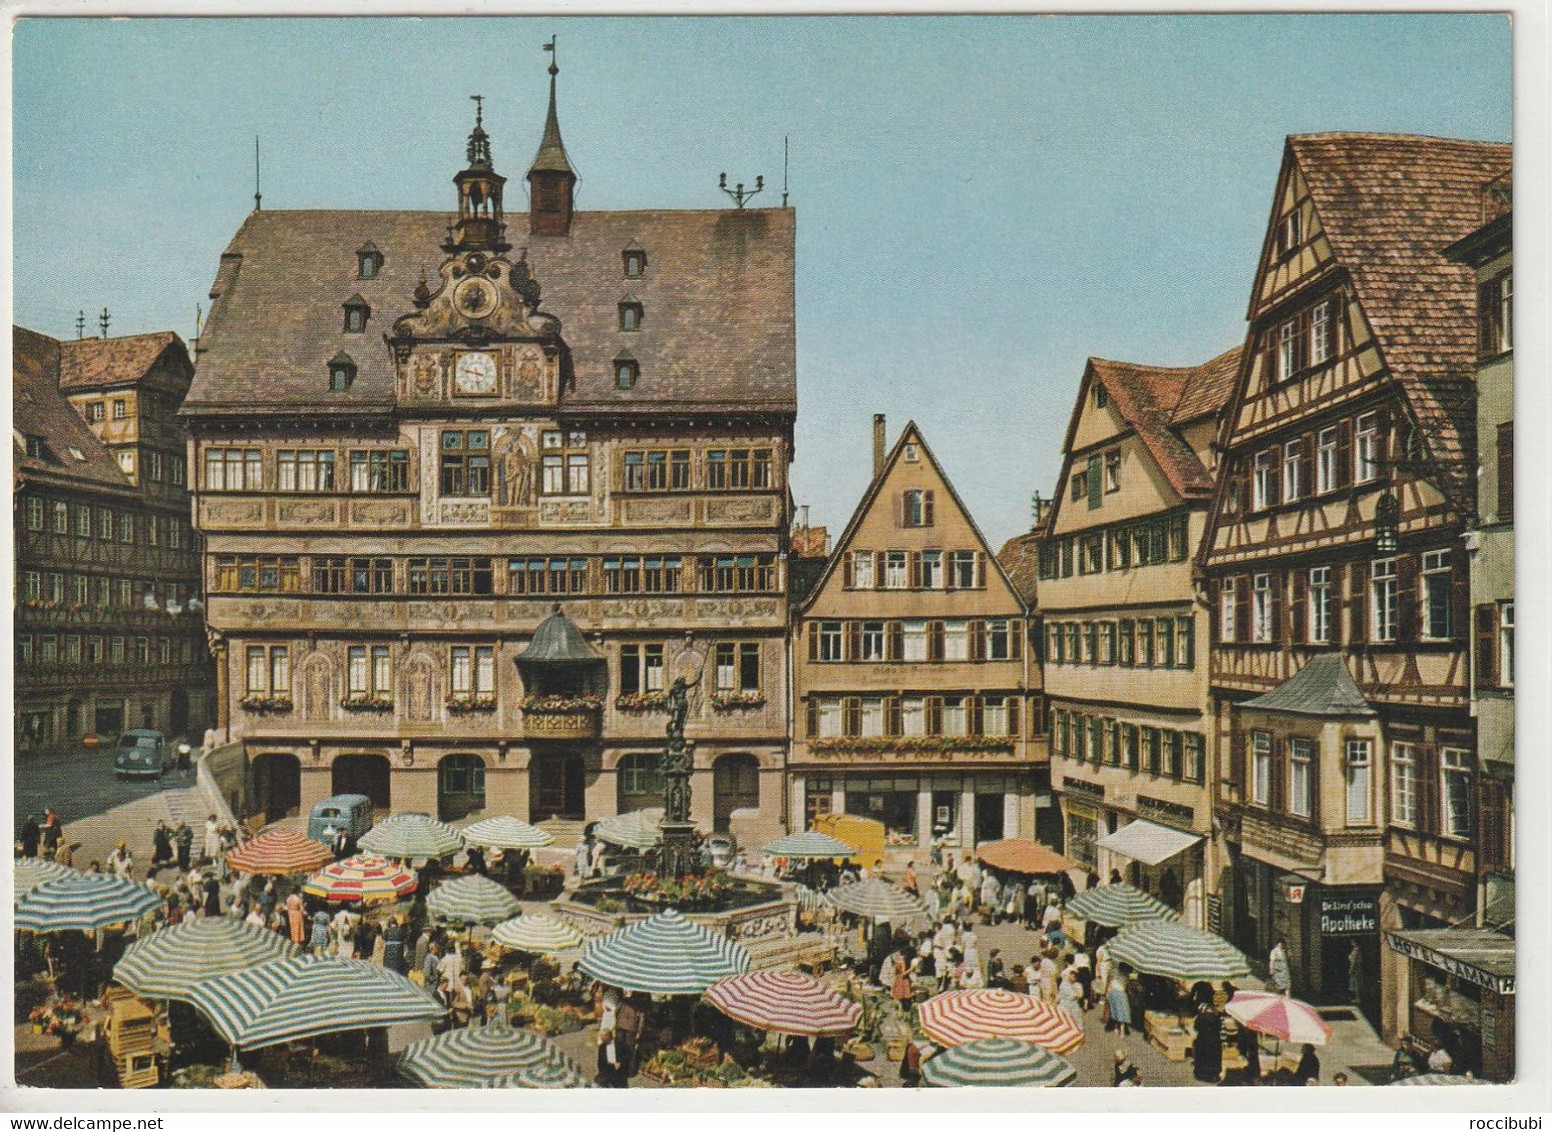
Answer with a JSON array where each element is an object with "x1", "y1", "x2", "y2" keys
[
  {"x1": 1106, "y1": 968, "x2": 1133, "y2": 1035},
  {"x1": 1193, "y1": 1004, "x2": 1223, "y2": 1083},
  {"x1": 1057, "y1": 967, "x2": 1084, "y2": 1024}
]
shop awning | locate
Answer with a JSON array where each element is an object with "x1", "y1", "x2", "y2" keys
[
  {"x1": 1386, "y1": 928, "x2": 1515, "y2": 995},
  {"x1": 1095, "y1": 819, "x2": 1201, "y2": 867}
]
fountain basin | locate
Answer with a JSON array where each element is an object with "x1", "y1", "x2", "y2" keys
[{"x1": 550, "y1": 875, "x2": 795, "y2": 943}]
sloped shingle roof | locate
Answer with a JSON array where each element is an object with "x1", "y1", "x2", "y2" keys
[
  {"x1": 997, "y1": 532, "x2": 1042, "y2": 607},
  {"x1": 1241, "y1": 654, "x2": 1375, "y2": 717},
  {"x1": 12, "y1": 327, "x2": 135, "y2": 492},
  {"x1": 57, "y1": 332, "x2": 183, "y2": 392},
  {"x1": 516, "y1": 605, "x2": 603, "y2": 666}
]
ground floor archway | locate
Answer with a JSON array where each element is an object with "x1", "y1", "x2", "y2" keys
[
  {"x1": 530, "y1": 750, "x2": 585, "y2": 820},
  {"x1": 251, "y1": 752, "x2": 302, "y2": 823},
  {"x1": 331, "y1": 753, "x2": 391, "y2": 812},
  {"x1": 438, "y1": 753, "x2": 487, "y2": 821},
  {"x1": 712, "y1": 753, "x2": 760, "y2": 833}
]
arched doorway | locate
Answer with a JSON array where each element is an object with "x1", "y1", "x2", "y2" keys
[
  {"x1": 616, "y1": 753, "x2": 663, "y2": 814},
  {"x1": 169, "y1": 688, "x2": 190, "y2": 737},
  {"x1": 530, "y1": 751, "x2": 585, "y2": 821},
  {"x1": 713, "y1": 754, "x2": 760, "y2": 833},
  {"x1": 251, "y1": 753, "x2": 302, "y2": 823},
  {"x1": 332, "y1": 753, "x2": 391, "y2": 812},
  {"x1": 438, "y1": 754, "x2": 486, "y2": 822}
]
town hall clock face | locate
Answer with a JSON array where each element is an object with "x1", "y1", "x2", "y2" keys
[
  {"x1": 453, "y1": 275, "x2": 499, "y2": 320},
  {"x1": 454, "y1": 351, "x2": 499, "y2": 397}
]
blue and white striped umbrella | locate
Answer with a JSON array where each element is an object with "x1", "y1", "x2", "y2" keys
[
  {"x1": 922, "y1": 1038, "x2": 1077, "y2": 1088},
  {"x1": 459, "y1": 816, "x2": 555, "y2": 851},
  {"x1": 492, "y1": 914, "x2": 584, "y2": 953},
  {"x1": 359, "y1": 814, "x2": 464, "y2": 860},
  {"x1": 578, "y1": 908, "x2": 750, "y2": 995},
  {"x1": 185, "y1": 956, "x2": 445, "y2": 1049},
  {"x1": 425, "y1": 874, "x2": 523, "y2": 924},
  {"x1": 763, "y1": 831, "x2": 856, "y2": 859},
  {"x1": 1066, "y1": 883, "x2": 1180, "y2": 929},
  {"x1": 12, "y1": 858, "x2": 77, "y2": 900},
  {"x1": 592, "y1": 809, "x2": 663, "y2": 851},
  {"x1": 398, "y1": 1021, "x2": 587, "y2": 1088},
  {"x1": 114, "y1": 918, "x2": 302, "y2": 1001},
  {"x1": 14, "y1": 874, "x2": 160, "y2": 932},
  {"x1": 1106, "y1": 920, "x2": 1252, "y2": 981},
  {"x1": 1392, "y1": 1073, "x2": 1489, "y2": 1086}
]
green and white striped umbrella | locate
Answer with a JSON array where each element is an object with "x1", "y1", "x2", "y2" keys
[
  {"x1": 578, "y1": 908, "x2": 750, "y2": 995},
  {"x1": 13, "y1": 858, "x2": 76, "y2": 900},
  {"x1": 492, "y1": 913, "x2": 584, "y2": 953},
  {"x1": 358, "y1": 814, "x2": 464, "y2": 860},
  {"x1": 763, "y1": 831, "x2": 856, "y2": 859},
  {"x1": 826, "y1": 878, "x2": 928, "y2": 922},
  {"x1": 922, "y1": 1038, "x2": 1077, "y2": 1088},
  {"x1": 15, "y1": 874, "x2": 160, "y2": 932},
  {"x1": 459, "y1": 816, "x2": 555, "y2": 851},
  {"x1": 1106, "y1": 920, "x2": 1252, "y2": 981},
  {"x1": 114, "y1": 918, "x2": 302, "y2": 1001},
  {"x1": 1392, "y1": 1073, "x2": 1488, "y2": 1086},
  {"x1": 185, "y1": 956, "x2": 445, "y2": 1050},
  {"x1": 592, "y1": 809, "x2": 663, "y2": 851},
  {"x1": 398, "y1": 1021, "x2": 586, "y2": 1089},
  {"x1": 1066, "y1": 883, "x2": 1181, "y2": 929},
  {"x1": 426, "y1": 874, "x2": 523, "y2": 924}
]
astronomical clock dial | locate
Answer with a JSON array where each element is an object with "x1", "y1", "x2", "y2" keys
[
  {"x1": 454, "y1": 351, "x2": 499, "y2": 397},
  {"x1": 453, "y1": 275, "x2": 499, "y2": 320}
]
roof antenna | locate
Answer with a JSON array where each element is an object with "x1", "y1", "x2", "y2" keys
[
  {"x1": 782, "y1": 135, "x2": 790, "y2": 208},
  {"x1": 99, "y1": 308, "x2": 110, "y2": 339},
  {"x1": 75, "y1": 310, "x2": 86, "y2": 340},
  {"x1": 254, "y1": 135, "x2": 262, "y2": 211}
]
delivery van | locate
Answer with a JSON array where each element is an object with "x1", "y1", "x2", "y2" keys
[{"x1": 812, "y1": 812, "x2": 886, "y2": 871}]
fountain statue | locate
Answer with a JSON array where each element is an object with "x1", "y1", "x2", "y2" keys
[{"x1": 658, "y1": 674, "x2": 700, "y2": 880}]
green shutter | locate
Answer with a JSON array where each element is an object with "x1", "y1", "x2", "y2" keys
[{"x1": 1087, "y1": 455, "x2": 1102, "y2": 510}]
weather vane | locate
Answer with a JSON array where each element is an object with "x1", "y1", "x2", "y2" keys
[{"x1": 719, "y1": 172, "x2": 765, "y2": 209}]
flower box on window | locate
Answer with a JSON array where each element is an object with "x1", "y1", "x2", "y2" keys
[
  {"x1": 710, "y1": 691, "x2": 767, "y2": 711},
  {"x1": 809, "y1": 736, "x2": 1015, "y2": 754},
  {"x1": 340, "y1": 696, "x2": 394, "y2": 712},
  {"x1": 446, "y1": 696, "x2": 498, "y2": 714},
  {"x1": 521, "y1": 694, "x2": 603, "y2": 715},
  {"x1": 240, "y1": 694, "x2": 294, "y2": 713},
  {"x1": 616, "y1": 692, "x2": 670, "y2": 713}
]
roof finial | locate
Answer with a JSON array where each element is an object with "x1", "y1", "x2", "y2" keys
[
  {"x1": 254, "y1": 135, "x2": 262, "y2": 211},
  {"x1": 544, "y1": 34, "x2": 557, "y2": 76},
  {"x1": 466, "y1": 94, "x2": 492, "y2": 167},
  {"x1": 529, "y1": 36, "x2": 574, "y2": 179},
  {"x1": 471, "y1": 93, "x2": 483, "y2": 128}
]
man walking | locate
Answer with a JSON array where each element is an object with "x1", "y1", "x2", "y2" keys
[
  {"x1": 175, "y1": 821, "x2": 194, "y2": 871},
  {"x1": 150, "y1": 821, "x2": 173, "y2": 871},
  {"x1": 19, "y1": 814, "x2": 40, "y2": 858}
]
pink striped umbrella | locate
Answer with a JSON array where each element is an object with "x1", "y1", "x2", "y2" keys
[
  {"x1": 705, "y1": 971, "x2": 863, "y2": 1038},
  {"x1": 303, "y1": 853, "x2": 417, "y2": 905},
  {"x1": 1226, "y1": 991, "x2": 1332, "y2": 1046},
  {"x1": 919, "y1": 989, "x2": 1085, "y2": 1054},
  {"x1": 226, "y1": 830, "x2": 334, "y2": 876}
]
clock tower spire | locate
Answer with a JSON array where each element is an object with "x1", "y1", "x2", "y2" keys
[
  {"x1": 447, "y1": 94, "x2": 509, "y2": 254},
  {"x1": 527, "y1": 37, "x2": 577, "y2": 237}
]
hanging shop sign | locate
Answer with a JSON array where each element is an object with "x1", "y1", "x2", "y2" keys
[{"x1": 1317, "y1": 892, "x2": 1378, "y2": 936}]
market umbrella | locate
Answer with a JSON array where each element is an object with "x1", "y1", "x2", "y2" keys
[
  {"x1": 1106, "y1": 920, "x2": 1252, "y2": 982},
  {"x1": 14, "y1": 874, "x2": 160, "y2": 933},
  {"x1": 762, "y1": 831, "x2": 856, "y2": 859},
  {"x1": 397, "y1": 1021, "x2": 586, "y2": 1089},
  {"x1": 975, "y1": 840, "x2": 1078, "y2": 876},
  {"x1": 358, "y1": 814, "x2": 463, "y2": 860},
  {"x1": 918, "y1": 989, "x2": 1085, "y2": 1054},
  {"x1": 922, "y1": 1037, "x2": 1077, "y2": 1088},
  {"x1": 706, "y1": 970, "x2": 863, "y2": 1038},
  {"x1": 459, "y1": 816, "x2": 555, "y2": 851},
  {"x1": 492, "y1": 914, "x2": 584, "y2": 953},
  {"x1": 1226, "y1": 991, "x2": 1333, "y2": 1046},
  {"x1": 185, "y1": 956, "x2": 444, "y2": 1050},
  {"x1": 1066, "y1": 883, "x2": 1180, "y2": 929},
  {"x1": 826, "y1": 878, "x2": 928, "y2": 923},
  {"x1": 224, "y1": 829, "x2": 333, "y2": 876},
  {"x1": 114, "y1": 917, "x2": 302, "y2": 1001},
  {"x1": 425, "y1": 874, "x2": 523, "y2": 924},
  {"x1": 578, "y1": 908, "x2": 750, "y2": 995},
  {"x1": 12, "y1": 858, "x2": 76, "y2": 900},
  {"x1": 592, "y1": 809, "x2": 663, "y2": 851},
  {"x1": 303, "y1": 854, "x2": 417, "y2": 905},
  {"x1": 1391, "y1": 1073, "x2": 1488, "y2": 1086}
]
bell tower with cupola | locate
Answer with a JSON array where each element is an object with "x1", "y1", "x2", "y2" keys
[
  {"x1": 527, "y1": 46, "x2": 577, "y2": 238},
  {"x1": 447, "y1": 95, "x2": 510, "y2": 254}
]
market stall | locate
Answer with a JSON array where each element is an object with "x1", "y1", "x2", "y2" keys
[{"x1": 1386, "y1": 926, "x2": 1515, "y2": 1082}]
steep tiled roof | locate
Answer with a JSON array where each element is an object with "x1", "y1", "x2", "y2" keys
[
  {"x1": 12, "y1": 327, "x2": 135, "y2": 491},
  {"x1": 997, "y1": 532, "x2": 1042, "y2": 606},
  {"x1": 790, "y1": 525, "x2": 830, "y2": 558},
  {"x1": 1242, "y1": 654, "x2": 1375, "y2": 717},
  {"x1": 1087, "y1": 346, "x2": 1241, "y2": 499},
  {"x1": 187, "y1": 208, "x2": 796, "y2": 415},
  {"x1": 57, "y1": 332, "x2": 183, "y2": 392},
  {"x1": 1288, "y1": 133, "x2": 1511, "y2": 504}
]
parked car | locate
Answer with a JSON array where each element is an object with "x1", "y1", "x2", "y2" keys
[
  {"x1": 112, "y1": 729, "x2": 167, "y2": 779},
  {"x1": 307, "y1": 794, "x2": 374, "y2": 845}
]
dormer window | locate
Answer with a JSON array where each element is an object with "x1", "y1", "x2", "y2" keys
[
  {"x1": 1093, "y1": 383, "x2": 1108, "y2": 409},
  {"x1": 623, "y1": 245, "x2": 647, "y2": 279},
  {"x1": 343, "y1": 294, "x2": 370, "y2": 334},
  {"x1": 328, "y1": 352, "x2": 357, "y2": 393},
  {"x1": 614, "y1": 353, "x2": 640, "y2": 390},
  {"x1": 618, "y1": 298, "x2": 643, "y2": 331},
  {"x1": 23, "y1": 434, "x2": 46, "y2": 459},
  {"x1": 356, "y1": 243, "x2": 383, "y2": 280}
]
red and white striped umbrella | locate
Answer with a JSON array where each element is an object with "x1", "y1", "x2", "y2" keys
[
  {"x1": 1225, "y1": 991, "x2": 1332, "y2": 1046},
  {"x1": 705, "y1": 971, "x2": 863, "y2": 1038},
  {"x1": 303, "y1": 854, "x2": 417, "y2": 905},
  {"x1": 226, "y1": 830, "x2": 334, "y2": 876},
  {"x1": 919, "y1": 989, "x2": 1085, "y2": 1054}
]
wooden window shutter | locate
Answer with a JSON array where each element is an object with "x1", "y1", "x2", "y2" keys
[
  {"x1": 1028, "y1": 694, "x2": 1045, "y2": 736},
  {"x1": 1336, "y1": 420, "x2": 1353, "y2": 488},
  {"x1": 1006, "y1": 696, "x2": 1021, "y2": 737},
  {"x1": 1374, "y1": 406, "x2": 1392, "y2": 481},
  {"x1": 1480, "y1": 778, "x2": 1507, "y2": 870},
  {"x1": 1290, "y1": 569, "x2": 1307, "y2": 645},
  {"x1": 1419, "y1": 746, "x2": 1440, "y2": 834},
  {"x1": 1307, "y1": 742, "x2": 1321, "y2": 825},
  {"x1": 1299, "y1": 432, "x2": 1316, "y2": 495},
  {"x1": 1265, "y1": 449, "x2": 1282, "y2": 507},
  {"x1": 1348, "y1": 563, "x2": 1368, "y2": 645},
  {"x1": 1479, "y1": 279, "x2": 1499, "y2": 355},
  {"x1": 1295, "y1": 310, "x2": 1310, "y2": 372},
  {"x1": 843, "y1": 697, "x2": 861, "y2": 737},
  {"x1": 923, "y1": 490, "x2": 935, "y2": 527},
  {"x1": 928, "y1": 620, "x2": 945, "y2": 661},
  {"x1": 1261, "y1": 338, "x2": 1277, "y2": 390},
  {"x1": 1451, "y1": 545, "x2": 1471, "y2": 643},
  {"x1": 1396, "y1": 554, "x2": 1419, "y2": 644},
  {"x1": 887, "y1": 621, "x2": 904, "y2": 662},
  {"x1": 805, "y1": 697, "x2": 819, "y2": 738},
  {"x1": 969, "y1": 696, "x2": 984, "y2": 736},
  {"x1": 975, "y1": 552, "x2": 987, "y2": 589},
  {"x1": 874, "y1": 551, "x2": 885, "y2": 588},
  {"x1": 1009, "y1": 621, "x2": 1023, "y2": 661},
  {"x1": 926, "y1": 697, "x2": 943, "y2": 736},
  {"x1": 1208, "y1": 580, "x2": 1220, "y2": 643},
  {"x1": 1271, "y1": 737, "x2": 1286, "y2": 812},
  {"x1": 807, "y1": 621, "x2": 819, "y2": 662},
  {"x1": 1230, "y1": 716, "x2": 1246, "y2": 790},
  {"x1": 967, "y1": 620, "x2": 984, "y2": 661},
  {"x1": 1497, "y1": 422, "x2": 1514, "y2": 522},
  {"x1": 845, "y1": 621, "x2": 862, "y2": 662},
  {"x1": 909, "y1": 552, "x2": 923, "y2": 589},
  {"x1": 1475, "y1": 604, "x2": 1499, "y2": 687},
  {"x1": 885, "y1": 696, "x2": 902, "y2": 736},
  {"x1": 1269, "y1": 573, "x2": 1284, "y2": 643},
  {"x1": 843, "y1": 554, "x2": 855, "y2": 589},
  {"x1": 1235, "y1": 574, "x2": 1252, "y2": 643},
  {"x1": 1326, "y1": 295, "x2": 1343, "y2": 357}
]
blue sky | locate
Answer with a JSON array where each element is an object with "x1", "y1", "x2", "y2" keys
[{"x1": 12, "y1": 16, "x2": 1511, "y2": 545}]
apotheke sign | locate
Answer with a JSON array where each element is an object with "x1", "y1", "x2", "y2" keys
[{"x1": 1318, "y1": 893, "x2": 1378, "y2": 936}]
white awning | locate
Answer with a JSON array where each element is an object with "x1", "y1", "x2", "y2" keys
[{"x1": 1097, "y1": 820, "x2": 1202, "y2": 867}]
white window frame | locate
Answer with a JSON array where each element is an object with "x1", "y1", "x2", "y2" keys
[
  {"x1": 1317, "y1": 427, "x2": 1338, "y2": 494},
  {"x1": 1371, "y1": 558, "x2": 1398, "y2": 643},
  {"x1": 860, "y1": 620, "x2": 885, "y2": 662},
  {"x1": 851, "y1": 551, "x2": 875, "y2": 590},
  {"x1": 1309, "y1": 566, "x2": 1332, "y2": 644},
  {"x1": 817, "y1": 621, "x2": 843, "y2": 663},
  {"x1": 1500, "y1": 601, "x2": 1514, "y2": 687},
  {"x1": 1288, "y1": 738, "x2": 1314, "y2": 818},
  {"x1": 1282, "y1": 440, "x2": 1303, "y2": 503},
  {"x1": 1251, "y1": 731, "x2": 1272, "y2": 806},
  {"x1": 1421, "y1": 550, "x2": 1452, "y2": 640},
  {"x1": 1252, "y1": 573, "x2": 1274, "y2": 643},
  {"x1": 921, "y1": 550, "x2": 943, "y2": 589},
  {"x1": 1221, "y1": 579, "x2": 1237, "y2": 643},
  {"x1": 1345, "y1": 739, "x2": 1373, "y2": 825},
  {"x1": 1355, "y1": 412, "x2": 1379, "y2": 484},
  {"x1": 900, "y1": 696, "x2": 925, "y2": 737},
  {"x1": 1390, "y1": 742, "x2": 1417, "y2": 828},
  {"x1": 1253, "y1": 450, "x2": 1273, "y2": 510},
  {"x1": 859, "y1": 697, "x2": 884, "y2": 739},
  {"x1": 1309, "y1": 301, "x2": 1332, "y2": 366},
  {"x1": 1278, "y1": 320, "x2": 1297, "y2": 381},
  {"x1": 941, "y1": 696, "x2": 967, "y2": 738},
  {"x1": 902, "y1": 620, "x2": 927, "y2": 663},
  {"x1": 816, "y1": 697, "x2": 843, "y2": 739},
  {"x1": 983, "y1": 697, "x2": 1008, "y2": 737},
  {"x1": 884, "y1": 551, "x2": 908, "y2": 590},
  {"x1": 1440, "y1": 748, "x2": 1473, "y2": 841},
  {"x1": 942, "y1": 620, "x2": 969, "y2": 662}
]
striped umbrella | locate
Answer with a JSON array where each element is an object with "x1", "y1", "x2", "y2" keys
[
  {"x1": 13, "y1": 858, "x2": 76, "y2": 900},
  {"x1": 922, "y1": 1038, "x2": 1077, "y2": 1088},
  {"x1": 459, "y1": 816, "x2": 555, "y2": 851},
  {"x1": 397, "y1": 1021, "x2": 586, "y2": 1089},
  {"x1": 15, "y1": 874, "x2": 160, "y2": 932},
  {"x1": 303, "y1": 854, "x2": 417, "y2": 905},
  {"x1": 1107, "y1": 920, "x2": 1252, "y2": 982},
  {"x1": 918, "y1": 989, "x2": 1085, "y2": 1054},
  {"x1": 1226, "y1": 991, "x2": 1333, "y2": 1046},
  {"x1": 185, "y1": 956, "x2": 444, "y2": 1050},
  {"x1": 762, "y1": 831, "x2": 856, "y2": 859},
  {"x1": 1066, "y1": 883, "x2": 1181, "y2": 928},
  {"x1": 706, "y1": 970, "x2": 862, "y2": 1037},
  {"x1": 225, "y1": 829, "x2": 333, "y2": 876},
  {"x1": 592, "y1": 809, "x2": 663, "y2": 851},
  {"x1": 578, "y1": 908, "x2": 750, "y2": 995},
  {"x1": 358, "y1": 814, "x2": 463, "y2": 860},
  {"x1": 1392, "y1": 1073, "x2": 1488, "y2": 1086},
  {"x1": 975, "y1": 840, "x2": 1078, "y2": 876},
  {"x1": 425, "y1": 874, "x2": 523, "y2": 924},
  {"x1": 114, "y1": 918, "x2": 302, "y2": 1001},
  {"x1": 492, "y1": 914, "x2": 584, "y2": 953},
  {"x1": 826, "y1": 878, "x2": 928, "y2": 923}
]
